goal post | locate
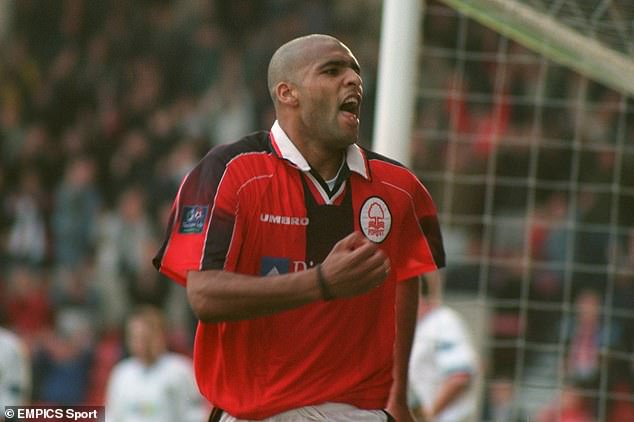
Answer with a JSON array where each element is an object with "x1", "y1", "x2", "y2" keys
[
  {"x1": 438, "y1": 0, "x2": 634, "y2": 97},
  {"x1": 373, "y1": 0, "x2": 634, "y2": 159},
  {"x1": 372, "y1": 0, "x2": 423, "y2": 166}
]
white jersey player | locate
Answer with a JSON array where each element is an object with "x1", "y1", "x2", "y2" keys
[
  {"x1": 408, "y1": 274, "x2": 480, "y2": 422},
  {"x1": 0, "y1": 327, "x2": 31, "y2": 420},
  {"x1": 105, "y1": 306, "x2": 206, "y2": 422}
]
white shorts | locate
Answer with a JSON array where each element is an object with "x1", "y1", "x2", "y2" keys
[{"x1": 218, "y1": 403, "x2": 391, "y2": 422}]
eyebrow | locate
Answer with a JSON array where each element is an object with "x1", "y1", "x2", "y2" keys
[{"x1": 318, "y1": 59, "x2": 361, "y2": 75}]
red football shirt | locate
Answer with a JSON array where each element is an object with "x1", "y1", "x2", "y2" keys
[{"x1": 153, "y1": 121, "x2": 445, "y2": 419}]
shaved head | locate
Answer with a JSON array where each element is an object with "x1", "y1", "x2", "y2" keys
[
  {"x1": 267, "y1": 34, "x2": 346, "y2": 105},
  {"x1": 266, "y1": 33, "x2": 363, "y2": 152}
]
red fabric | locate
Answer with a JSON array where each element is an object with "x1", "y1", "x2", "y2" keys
[
  {"x1": 154, "y1": 132, "x2": 443, "y2": 418},
  {"x1": 84, "y1": 330, "x2": 123, "y2": 405},
  {"x1": 6, "y1": 288, "x2": 52, "y2": 335}
]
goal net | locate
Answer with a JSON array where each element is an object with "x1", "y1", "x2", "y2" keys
[{"x1": 412, "y1": 0, "x2": 634, "y2": 420}]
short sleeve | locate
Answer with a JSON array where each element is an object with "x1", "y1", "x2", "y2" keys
[
  {"x1": 153, "y1": 152, "x2": 237, "y2": 285},
  {"x1": 392, "y1": 175, "x2": 445, "y2": 281}
]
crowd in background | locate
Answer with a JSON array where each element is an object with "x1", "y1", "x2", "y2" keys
[
  {"x1": 1, "y1": 0, "x2": 632, "y2": 420},
  {"x1": 0, "y1": 0, "x2": 383, "y2": 409}
]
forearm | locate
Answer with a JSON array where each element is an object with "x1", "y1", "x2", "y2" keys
[
  {"x1": 428, "y1": 373, "x2": 471, "y2": 417},
  {"x1": 187, "y1": 232, "x2": 391, "y2": 323},
  {"x1": 388, "y1": 277, "x2": 420, "y2": 407},
  {"x1": 187, "y1": 268, "x2": 322, "y2": 322}
]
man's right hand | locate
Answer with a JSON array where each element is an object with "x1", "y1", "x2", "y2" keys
[
  {"x1": 319, "y1": 231, "x2": 391, "y2": 299},
  {"x1": 187, "y1": 231, "x2": 392, "y2": 322}
]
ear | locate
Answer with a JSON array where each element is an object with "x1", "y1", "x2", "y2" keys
[{"x1": 276, "y1": 82, "x2": 299, "y2": 107}]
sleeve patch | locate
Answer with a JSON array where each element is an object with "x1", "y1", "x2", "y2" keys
[{"x1": 179, "y1": 206, "x2": 208, "y2": 234}]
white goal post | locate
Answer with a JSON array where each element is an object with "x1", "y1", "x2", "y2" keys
[
  {"x1": 372, "y1": 0, "x2": 423, "y2": 166},
  {"x1": 373, "y1": 0, "x2": 634, "y2": 156},
  {"x1": 438, "y1": 0, "x2": 634, "y2": 97}
]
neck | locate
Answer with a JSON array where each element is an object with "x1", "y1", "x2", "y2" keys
[
  {"x1": 305, "y1": 144, "x2": 345, "y2": 180},
  {"x1": 139, "y1": 354, "x2": 159, "y2": 367},
  {"x1": 278, "y1": 119, "x2": 346, "y2": 180}
]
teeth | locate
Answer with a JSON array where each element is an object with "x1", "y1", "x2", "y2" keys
[{"x1": 341, "y1": 95, "x2": 361, "y2": 115}]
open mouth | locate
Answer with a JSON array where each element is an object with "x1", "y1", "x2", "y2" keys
[{"x1": 340, "y1": 95, "x2": 361, "y2": 118}]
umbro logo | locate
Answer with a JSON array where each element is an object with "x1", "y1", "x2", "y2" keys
[{"x1": 259, "y1": 213, "x2": 309, "y2": 226}]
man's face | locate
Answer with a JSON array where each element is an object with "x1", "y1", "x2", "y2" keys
[
  {"x1": 126, "y1": 318, "x2": 162, "y2": 364},
  {"x1": 294, "y1": 40, "x2": 363, "y2": 149}
]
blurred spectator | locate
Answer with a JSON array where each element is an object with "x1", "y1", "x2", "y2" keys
[
  {"x1": 105, "y1": 306, "x2": 206, "y2": 422},
  {"x1": 9, "y1": 123, "x2": 59, "y2": 193},
  {"x1": 608, "y1": 381, "x2": 634, "y2": 422},
  {"x1": 409, "y1": 272, "x2": 480, "y2": 422},
  {"x1": 122, "y1": 56, "x2": 165, "y2": 128},
  {"x1": 482, "y1": 377, "x2": 526, "y2": 422},
  {"x1": 125, "y1": 238, "x2": 171, "y2": 309},
  {"x1": 108, "y1": 130, "x2": 153, "y2": 200},
  {"x1": 50, "y1": 264, "x2": 100, "y2": 322},
  {"x1": 51, "y1": 155, "x2": 101, "y2": 271},
  {"x1": 32, "y1": 309, "x2": 94, "y2": 405},
  {"x1": 537, "y1": 382, "x2": 594, "y2": 422},
  {"x1": 84, "y1": 327, "x2": 123, "y2": 407},
  {"x1": 605, "y1": 259, "x2": 633, "y2": 392},
  {"x1": 186, "y1": 23, "x2": 224, "y2": 95},
  {"x1": 216, "y1": 0, "x2": 264, "y2": 46},
  {"x1": 198, "y1": 49, "x2": 257, "y2": 146},
  {"x1": 95, "y1": 185, "x2": 165, "y2": 326},
  {"x1": 573, "y1": 190, "x2": 611, "y2": 290},
  {"x1": 4, "y1": 266, "x2": 52, "y2": 346},
  {"x1": 564, "y1": 289, "x2": 612, "y2": 389},
  {"x1": 6, "y1": 168, "x2": 48, "y2": 267},
  {"x1": 533, "y1": 193, "x2": 569, "y2": 262},
  {"x1": 39, "y1": 45, "x2": 83, "y2": 136},
  {"x1": 0, "y1": 326, "x2": 31, "y2": 420},
  {"x1": 488, "y1": 263, "x2": 523, "y2": 378},
  {"x1": 444, "y1": 229, "x2": 482, "y2": 294}
]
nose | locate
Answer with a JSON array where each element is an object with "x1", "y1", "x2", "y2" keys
[{"x1": 344, "y1": 67, "x2": 363, "y2": 89}]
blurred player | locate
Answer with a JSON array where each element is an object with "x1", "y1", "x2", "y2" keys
[
  {"x1": 0, "y1": 326, "x2": 30, "y2": 422},
  {"x1": 105, "y1": 306, "x2": 206, "y2": 422},
  {"x1": 408, "y1": 273, "x2": 480, "y2": 422},
  {"x1": 154, "y1": 34, "x2": 445, "y2": 421}
]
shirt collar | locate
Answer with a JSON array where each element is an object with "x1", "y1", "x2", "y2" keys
[{"x1": 269, "y1": 120, "x2": 369, "y2": 180}]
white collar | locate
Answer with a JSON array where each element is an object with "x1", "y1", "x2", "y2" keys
[{"x1": 270, "y1": 120, "x2": 369, "y2": 180}]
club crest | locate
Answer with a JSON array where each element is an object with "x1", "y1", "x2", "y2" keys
[{"x1": 359, "y1": 196, "x2": 391, "y2": 243}]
